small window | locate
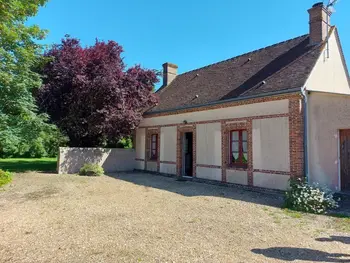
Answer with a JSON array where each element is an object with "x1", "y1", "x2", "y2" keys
[
  {"x1": 150, "y1": 134, "x2": 158, "y2": 160},
  {"x1": 230, "y1": 130, "x2": 248, "y2": 168}
]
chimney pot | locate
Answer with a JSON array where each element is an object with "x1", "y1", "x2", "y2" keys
[
  {"x1": 162, "y1": 62, "x2": 178, "y2": 86},
  {"x1": 313, "y1": 2, "x2": 323, "y2": 8},
  {"x1": 308, "y1": 2, "x2": 331, "y2": 45}
]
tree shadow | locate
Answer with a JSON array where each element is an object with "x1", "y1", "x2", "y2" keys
[
  {"x1": 0, "y1": 159, "x2": 57, "y2": 173},
  {"x1": 251, "y1": 247, "x2": 350, "y2": 262},
  {"x1": 316, "y1": 236, "x2": 350, "y2": 245},
  {"x1": 58, "y1": 148, "x2": 106, "y2": 174},
  {"x1": 107, "y1": 172, "x2": 284, "y2": 208}
]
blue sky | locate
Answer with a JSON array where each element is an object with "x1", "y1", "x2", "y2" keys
[{"x1": 30, "y1": 0, "x2": 349, "y2": 87}]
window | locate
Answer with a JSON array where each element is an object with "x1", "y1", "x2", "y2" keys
[
  {"x1": 150, "y1": 134, "x2": 158, "y2": 160},
  {"x1": 230, "y1": 130, "x2": 248, "y2": 167}
]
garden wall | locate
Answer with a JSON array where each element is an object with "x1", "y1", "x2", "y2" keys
[{"x1": 58, "y1": 147, "x2": 136, "y2": 174}]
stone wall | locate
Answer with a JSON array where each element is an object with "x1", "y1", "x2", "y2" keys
[{"x1": 58, "y1": 147, "x2": 135, "y2": 174}]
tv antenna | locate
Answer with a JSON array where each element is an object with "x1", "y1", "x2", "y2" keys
[{"x1": 325, "y1": 0, "x2": 339, "y2": 58}]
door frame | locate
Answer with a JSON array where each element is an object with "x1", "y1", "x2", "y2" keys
[
  {"x1": 181, "y1": 132, "x2": 194, "y2": 177},
  {"x1": 177, "y1": 125, "x2": 196, "y2": 177},
  {"x1": 337, "y1": 129, "x2": 341, "y2": 191},
  {"x1": 338, "y1": 129, "x2": 350, "y2": 191}
]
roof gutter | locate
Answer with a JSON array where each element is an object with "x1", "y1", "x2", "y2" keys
[
  {"x1": 145, "y1": 87, "x2": 302, "y2": 116},
  {"x1": 301, "y1": 87, "x2": 309, "y2": 182}
]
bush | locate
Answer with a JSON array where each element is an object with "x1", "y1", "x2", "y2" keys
[
  {"x1": 0, "y1": 169, "x2": 12, "y2": 187},
  {"x1": 79, "y1": 163, "x2": 104, "y2": 176},
  {"x1": 284, "y1": 177, "x2": 338, "y2": 214}
]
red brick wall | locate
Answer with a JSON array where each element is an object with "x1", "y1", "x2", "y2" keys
[{"x1": 289, "y1": 97, "x2": 304, "y2": 178}]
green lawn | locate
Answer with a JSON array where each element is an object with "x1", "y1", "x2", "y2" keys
[{"x1": 0, "y1": 158, "x2": 57, "y2": 172}]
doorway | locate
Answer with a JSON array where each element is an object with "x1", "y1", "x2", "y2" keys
[
  {"x1": 182, "y1": 132, "x2": 193, "y2": 177},
  {"x1": 340, "y1": 130, "x2": 350, "y2": 191}
]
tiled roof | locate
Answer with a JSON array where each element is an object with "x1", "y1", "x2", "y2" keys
[{"x1": 149, "y1": 34, "x2": 322, "y2": 113}]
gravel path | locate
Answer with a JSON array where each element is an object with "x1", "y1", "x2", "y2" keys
[{"x1": 0, "y1": 172, "x2": 349, "y2": 263}]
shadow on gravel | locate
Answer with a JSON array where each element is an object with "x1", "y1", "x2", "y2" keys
[
  {"x1": 251, "y1": 247, "x2": 350, "y2": 262},
  {"x1": 107, "y1": 172, "x2": 284, "y2": 208},
  {"x1": 316, "y1": 236, "x2": 350, "y2": 245}
]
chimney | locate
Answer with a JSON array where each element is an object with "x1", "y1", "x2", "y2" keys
[
  {"x1": 162, "y1": 62, "x2": 178, "y2": 86},
  {"x1": 308, "y1": 2, "x2": 331, "y2": 45}
]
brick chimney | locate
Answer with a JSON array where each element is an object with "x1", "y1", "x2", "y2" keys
[
  {"x1": 308, "y1": 2, "x2": 331, "y2": 45},
  {"x1": 162, "y1": 62, "x2": 178, "y2": 86}
]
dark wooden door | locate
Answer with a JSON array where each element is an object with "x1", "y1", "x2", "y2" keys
[
  {"x1": 184, "y1": 132, "x2": 193, "y2": 177},
  {"x1": 340, "y1": 130, "x2": 350, "y2": 191}
]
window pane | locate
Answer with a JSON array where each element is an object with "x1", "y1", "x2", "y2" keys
[
  {"x1": 152, "y1": 135, "x2": 157, "y2": 142},
  {"x1": 232, "y1": 152, "x2": 239, "y2": 163},
  {"x1": 231, "y1": 131, "x2": 239, "y2": 141},
  {"x1": 242, "y1": 142, "x2": 248, "y2": 152},
  {"x1": 242, "y1": 130, "x2": 247, "y2": 141},
  {"x1": 243, "y1": 153, "x2": 248, "y2": 163},
  {"x1": 231, "y1": 141, "x2": 239, "y2": 152}
]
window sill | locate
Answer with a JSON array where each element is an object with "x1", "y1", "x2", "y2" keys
[
  {"x1": 147, "y1": 159, "x2": 157, "y2": 162},
  {"x1": 226, "y1": 165, "x2": 248, "y2": 171}
]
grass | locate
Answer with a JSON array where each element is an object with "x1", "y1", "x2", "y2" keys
[
  {"x1": 0, "y1": 158, "x2": 57, "y2": 172},
  {"x1": 333, "y1": 217, "x2": 350, "y2": 232},
  {"x1": 283, "y1": 209, "x2": 303, "y2": 219},
  {"x1": 328, "y1": 213, "x2": 350, "y2": 232}
]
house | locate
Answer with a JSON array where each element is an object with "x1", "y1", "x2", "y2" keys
[{"x1": 135, "y1": 2, "x2": 350, "y2": 192}]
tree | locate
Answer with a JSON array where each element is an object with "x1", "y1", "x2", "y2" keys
[
  {"x1": 0, "y1": 0, "x2": 60, "y2": 157},
  {"x1": 37, "y1": 37, "x2": 159, "y2": 147}
]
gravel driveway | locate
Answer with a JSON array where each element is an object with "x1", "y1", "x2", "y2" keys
[{"x1": 0, "y1": 172, "x2": 349, "y2": 263}]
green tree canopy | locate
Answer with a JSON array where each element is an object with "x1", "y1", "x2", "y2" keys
[{"x1": 0, "y1": 0, "x2": 57, "y2": 156}]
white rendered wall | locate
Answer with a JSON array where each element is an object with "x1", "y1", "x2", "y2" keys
[
  {"x1": 136, "y1": 128, "x2": 146, "y2": 159},
  {"x1": 305, "y1": 31, "x2": 350, "y2": 94},
  {"x1": 252, "y1": 117, "x2": 290, "y2": 172},
  {"x1": 160, "y1": 126, "x2": 177, "y2": 162},
  {"x1": 226, "y1": 170, "x2": 248, "y2": 185},
  {"x1": 308, "y1": 92, "x2": 350, "y2": 191},
  {"x1": 160, "y1": 163, "x2": 176, "y2": 175},
  {"x1": 135, "y1": 160, "x2": 145, "y2": 170},
  {"x1": 141, "y1": 100, "x2": 289, "y2": 127},
  {"x1": 196, "y1": 123, "x2": 222, "y2": 166},
  {"x1": 253, "y1": 172, "x2": 290, "y2": 190},
  {"x1": 196, "y1": 167, "x2": 221, "y2": 181},
  {"x1": 146, "y1": 162, "x2": 157, "y2": 172}
]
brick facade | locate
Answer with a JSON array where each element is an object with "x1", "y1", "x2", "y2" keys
[
  {"x1": 141, "y1": 93, "x2": 305, "y2": 188},
  {"x1": 289, "y1": 97, "x2": 304, "y2": 179}
]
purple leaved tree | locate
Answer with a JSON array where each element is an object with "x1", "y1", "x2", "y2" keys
[{"x1": 37, "y1": 37, "x2": 159, "y2": 147}]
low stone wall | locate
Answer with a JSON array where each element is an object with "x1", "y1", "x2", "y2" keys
[{"x1": 58, "y1": 147, "x2": 136, "y2": 174}]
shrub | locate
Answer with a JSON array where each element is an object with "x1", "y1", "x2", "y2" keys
[
  {"x1": 284, "y1": 177, "x2": 338, "y2": 214},
  {"x1": 79, "y1": 163, "x2": 104, "y2": 176},
  {"x1": 0, "y1": 170, "x2": 12, "y2": 187}
]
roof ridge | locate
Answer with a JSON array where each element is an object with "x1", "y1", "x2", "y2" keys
[{"x1": 177, "y1": 33, "x2": 309, "y2": 76}]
